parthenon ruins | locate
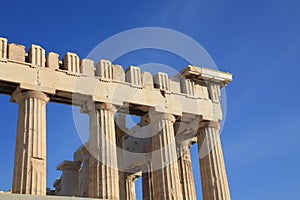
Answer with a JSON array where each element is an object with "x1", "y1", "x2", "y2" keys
[{"x1": 0, "y1": 37, "x2": 232, "y2": 200}]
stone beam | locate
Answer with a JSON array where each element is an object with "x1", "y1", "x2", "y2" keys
[
  {"x1": 0, "y1": 37, "x2": 232, "y2": 121},
  {"x1": 180, "y1": 65, "x2": 232, "y2": 86}
]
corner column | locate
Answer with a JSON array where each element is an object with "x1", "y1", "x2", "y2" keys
[
  {"x1": 83, "y1": 101, "x2": 120, "y2": 199},
  {"x1": 177, "y1": 143, "x2": 196, "y2": 200},
  {"x1": 11, "y1": 89, "x2": 49, "y2": 195},
  {"x1": 149, "y1": 109, "x2": 183, "y2": 200},
  {"x1": 198, "y1": 121, "x2": 231, "y2": 200}
]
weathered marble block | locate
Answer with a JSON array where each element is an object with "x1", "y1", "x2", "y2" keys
[
  {"x1": 154, "y1": 72, "x2": 170, "y2": 92},
  {"x1": 29, "y1": 44, "x2": 45, "y2": 67},
  {"x1": 0, "y1": 37, "x2": 7, "y2": 59},
  {"x1": 46, "y1": 52, "x2": 59, "y2": 70},
  {"x1": 62, "y1": 52, "x2": 80, "y2": 73},
  {"x1": 96, "y1": 59, "x2": 113, "y2": 80},
  {"x1": 112, "y1": 64, "x2": 125, "y2": 82},
  {"x1": 126, "y1": 66, "x2": 142, "y2": 87},
  {"x1": 80, "y1": 59, "x2": 94, "y2": 77},
  {"x1": 8, "y1": 43, "x2": 25, "y2": 62}
]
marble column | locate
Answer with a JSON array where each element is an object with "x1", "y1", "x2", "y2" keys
[
  {"x1": 115, "y1": 113, "x2": 127, "y2": 200},
  {"x1": 177, "y1": 144, "x2": 196, "y2": 200},
  {"x1": 74, "y1": 145, "x2": 89, "y2": 197},
  {"x1": 142, "y1": 162, "x2": 154, "y2": 200},
  {"x1": 11, "y1": 90, "x2": 49, "y2": 195},
  {"x1": 83, "y1": 101, "x2": 120, "y2": 199},
  {"x1": 124, "y1": 173, "x2": 139, "y2": 200},
  {"x1": 198, "y1": 121, "x2": 231, "y2": 200},
  {"x1": 149, "y1": 109, "x2": 183, "y2": 200},
  {"x1": 80, "y1": 153, "x2": 89, "y2": 197},
  {"x1": 56, "y1": 161, "x2": 81, "y2": 196}
]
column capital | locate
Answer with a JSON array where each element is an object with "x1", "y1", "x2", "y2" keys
[
  {"x1": 199, "y1": 120, "x2": 220, "y2": 131},
  {"x1": 177, "y1": 139, "x2": 192, "y2": 150},
  {"x1": 148, "y1": 108, "x2": 175, "y2": 123},
  {"x1": 125, "y1": 172, "x2": 142, "y2": 182},
  {"x1": 95, "y1": 102, "x2": 115, "y2": 112},
  {"x1": 11, "y1": 88, "x2": 50, "y2": 104},
  {"x1": 57, "y1": 160, "x2": 81, "y2": 171},
  {"x1": 81, "y1": 98, "x2": 116, "y2": 114},
  {"x1": 177, "y1": 140, "x2": 193, "y2": 160}
]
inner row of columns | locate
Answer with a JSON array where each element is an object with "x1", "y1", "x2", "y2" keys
[{"x1": 10, "y1": 89, "x2": 230, "y2": 200}]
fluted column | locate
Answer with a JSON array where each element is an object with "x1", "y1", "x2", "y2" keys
[
  {"x1": 115, "y1": 113, "x2": 127, "y2": 200},
  {"x1": 198, "y1": 121, "x2": 231, "y2": 200},
  {"x1": 74, "y1": 145, "x2": 90, "y2": 197},
  {"x1": 83, "y1": 101, "x2": 120, "y2": 199},
  {"x1": 11, "y1": 89, "x2": 49, "y2": 195},
  {"x1": 177, "y1": 144, "x2": 196, "y2": 200},
  {"x1": 124, "y1": 173, "x2": 139, "y2": 200},
  {"x1": 149, "y1": 109, "x2": 182, "y2": 200},
  {"x1": 125, "y1": 178, "x2": 136, "y2": 200},
  {"x1": 142, "y1": 162, "x2": 154, "y2": 200},
  {"x1": 80, "y1": 152, "x2": 89, "y2": 197}
]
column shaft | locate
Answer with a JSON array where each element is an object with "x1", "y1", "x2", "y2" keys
[
  {"x1": 87, "y1": 102, "x2": 120, "y2": 199},
  {"x1": 74, "y1": 145, "x2": 90, "y2": 197},
  {"x1": 119, "y1": 172, "x2": 126, "y2": 200},
  {"x1": 116, "y1": 117, "x2": 126, "y2": 200},
  {"x1": 79, "y1": 155, "x2": 89, "y2": 197},
  {"x1": 198, "y1": 122, "x2": 231, "y2": 200},
  {"x1": 12, "y1": 90, "x2": 49, "y2": 195},
  {"x1": 142, "y1": 162, "x2": 154, "y2": 200},
  {"x1": 125, "y1": 174, "x2": 137, "y2": 200},
  {"x1": 150, "y1": 111, "x2": 182, "y2": 200},
  {"x1": 178, "y1": 148, "x2": 196, "y2": 200}
]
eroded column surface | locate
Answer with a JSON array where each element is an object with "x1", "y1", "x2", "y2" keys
[
  {"x1": 177, "y1": 144, "x2": 196, "y2": 200},
  {"x1": 198, "y1": 121, "x2": 231, "y2": 200},
  {"x1": 149, "y1": 109, "x2": 183, "y2": 200},
  {"x1": 83, "y1": 101, "x2": 120, "y2": 199},
  {"x1": 11, "y1": 90, "x2": 49, "y2": 195}
]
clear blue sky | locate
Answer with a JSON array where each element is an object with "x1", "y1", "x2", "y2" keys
[{"x1": 0, "y1": 0, "x2": 300, "y2": 199}]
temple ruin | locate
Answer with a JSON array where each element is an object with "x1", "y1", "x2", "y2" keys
[{"x1": 0, "y1": 37, "x2": 232, "y2": 200}]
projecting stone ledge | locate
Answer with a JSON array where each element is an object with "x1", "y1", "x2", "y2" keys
[{"x1": 0, "y1": 193, "x2": 106, "y2": 200}]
